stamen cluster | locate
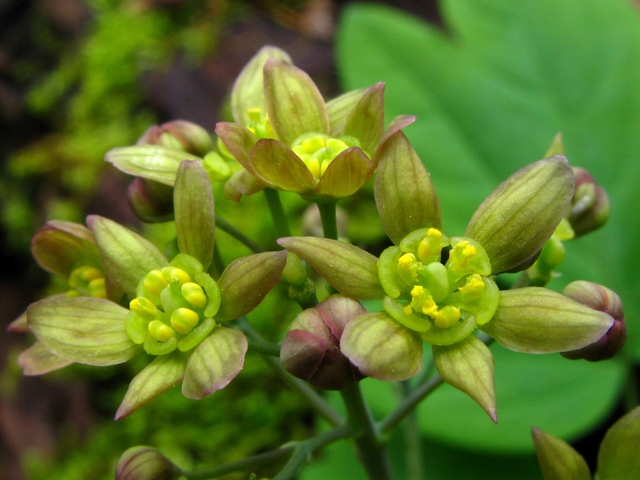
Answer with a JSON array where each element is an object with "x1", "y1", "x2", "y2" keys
[{"x1": 67, "y1": 266, "x2": 107, "y2": 299}]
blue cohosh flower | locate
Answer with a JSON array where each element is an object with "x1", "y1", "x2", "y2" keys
[
  {"x1": 216, "y1": 45, "x2": 416, "y2": 202},
  {"x1": 25, "y1": 161, "x2": 286, "y2": 418},
  {"x1": 279, "y1": 132, "x2": 617, "y2": 420}
]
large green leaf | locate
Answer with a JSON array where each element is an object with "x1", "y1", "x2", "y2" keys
[{"x1": 336, "y1": 0, "x2": 640, "y2": 360}]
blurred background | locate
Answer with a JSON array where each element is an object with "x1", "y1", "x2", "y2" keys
[{"x1": 1, "y1": 1, "x2": 639, "y2": 479}]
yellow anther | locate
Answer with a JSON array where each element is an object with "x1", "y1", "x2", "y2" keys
[
  {"x1": 418, "y1": 229, "x2": 444, "y2": 262},
  {"x1": 66, "y1": 290, "x2": 80, "y2": 298},
  {"x1": 170, "y1": 308, "x2": 200, "y2": 334},
  {"x1": 458, "y1": 274, "x2": 485, "y2": 302},
  {"x1": 247, "y1": 108, "x2": 262, "y2": 123},
  {"x1": 433, "y1": 306, "x2": 461, "y2": 329},
  {"x1": 326, "y1": 138, "x2": 349, "y2": 156},
  {"x1": 421, "y1": 298, "x2": 438, "y2": 317},
  {"x1": 463, "y1": 244, "x2": 477, "y2": 258},
  {"x1": 427, "y1": 228, "x2": 442, "y2": 239},
  {"x1": 411, "y1": 285, "x2": 425, "y2": 298},
  {"x1": 144, "y1": 270, "x2": 169, "y2": 297},
  {"x1": 148, "y1": 320, "x2": 175, "y2": 342},
  {"x1": 292, "y1": 145, "x2": 306, "y2": 157},
  {"x1": 88, "y1": 277, "x2": 107, "y2": 298},
  {"x1": 81, "y1": 266, "x2": 103, "y2": 282},
  {"x1": 449, "y1": 240, "x2": 477, "y2": 271},
  {"x1": 403, "y1": 304, "x2": 413, "y2": 316},
  {"x1": 398, "y1": 253, "x2": 417, "y2": 270},
  {"x1": 130, "y1": 297, "x2": 160, "y2": 321},
  {"x1": 320, "y1": 159, "x2": 331, "y2": 176},
  {"x1": 162, "y1": 267, "x2": 191, "y2": 286},
  {"x1": 302, "y1": 136, "x2": 325, "y2": 154},
  {"x1": 182, "y1": 282, "x2": 207, "y2": 308},
  {"x1": 307, "y1": 157, "x2": 321, "y2": 179}
]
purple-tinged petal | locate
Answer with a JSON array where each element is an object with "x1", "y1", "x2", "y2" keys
[
  {"x1": 115, "y1": 446, "x2": 181, "y2": 480},
  {"x1": 316, "y1": 294, "x2": 368, "y2": 340},
  {"x1": 373, "y1": 115, "x2": 417, "y2": 163},
  {"x1": 280, "y1": 329, "x2": 328, "y2": 381},
  {"x1": 343, "y1": 82, "x2": 385, "y2": 153},
  {"x1": 7, "y1": 311, "x2": 29, "y2": 333},
  {"x1": 327, "y1": 88, "x2": 367, "y2": 136},
  {"x1": 223, "y1": 169, "x2": 266, "y2": 202},
  {"x1": 18, "y1": 342, "x2": 72, "y2": 376},
  {"x1": 249, "y1": 139, "x2": 316, "y2": 194},
  {"x1": 215, "y1": 122, "x2": 258, "y2": 174},
  {"x1": 316, "y1": 147, "x2": 373, "y2": 200}
]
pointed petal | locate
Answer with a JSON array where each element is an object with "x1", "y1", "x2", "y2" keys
[
  {"x1": 433, "y1": 336, "x2": 497, "y2": 423},
  {"x1": 105, "y1": 146, "x2": 202, "y2": 186},
  {"x1": 215, "y1": 122, "x2": 258, "y2": 174},
  {"x1": 374, "y1": 131, "x2": 441, "y2": 244},
  {"x1": 465, "y1": 156, "x2": 575, "y2": 274},
  {"x1": 115, "y1": 352, "x2": 187, "y2": 420},
  {"x1": 174, "y1": 160, "x2": 215, "y2": 270},
  {"x1": 280, "y1": 330, "x2": 328, "y2": 381},
  {"x1": 531, "y1": 427, "x2": 590, "y2": 480},
  {"x1": 223, "y1": 168, "x2": 266, "y2": 202},
  {"x1": 278, "y1": 237, "x2": 384, "y2": 300},
  {"x1": 264, "y1": 59, "x2": 330, "y2": 145},
  {"x1": 480, "y1": 288, "x2": 614, "y2": 354},
  {"x1": 343, "y1": 82, "x2": 385, "y2": 153},
  {"x1": 87, "y1": 215, "x2": 168, "y2": 296},
  {"x1": 18, "y1": 342, "x2": 72, "y2": 375},
  {"x1": 341, "y1": 311, "x2": 422, "y2": 381},
  {"x1": 182, "y1": 326, "x2": 247, "y2": 399},
  {"x1": 316, "y1": 294, "x2": 368, "y2": 339},
  {"x1": 231, "y1": 46, "x2": 292, "y2": 125},
  {"x1": 28, "y1": 296, "x2": 139, "y2": 366},
  {"x1": 326, "y1": 88, "x2": 367, "y2": 136},
  {"x1": 216, "y1": 250, "x2": 287, "y2": 321},
  {"x1": 374, "y1": 115, "x2": 417, "y2": 160},
  {"x1": 316, "y1": 147, "x2": 373, "y2": 199},
  {"x1": 597, "y1": 406, "x2": 640, "y2": 480},
  {"x1": 7, "y1": 310, "x2": 29, "y2": 332},
  {"x1": 249, "y1": 139, "x2": 316, "y2": 194},
  {"x1": 31, "y1": 221, "x2": 101, "y2": 280}
]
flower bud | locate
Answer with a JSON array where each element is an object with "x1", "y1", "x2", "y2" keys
[
  {"x1": 115, "y1": 446, "x2": 181, "y2": 480},
  {"x1": 137, "y1": 120, "x2": 214, "y2": 157},
  {"x1": 561, "y1": 281, "x2": 625, "y2": 361},
  {"x1": 280, "y1": 295, "x2": 367, "y2": 390},
  {"x1": 568, "y1": 167, "x2": 610, "y2": 237},
  {"x1": 127, "y1": 177, "x2": 174, "y2": 223}
]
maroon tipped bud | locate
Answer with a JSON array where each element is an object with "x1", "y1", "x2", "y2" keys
[
  {"x1": 568, "y1": 167, "x2": 610, "y2": 237},
  {"x1": 137, "y1": 120, "x2": 214, "y2": 157},
  {"x1": 127, "y1": 177, "x2": 174, "y2": 223},
  {"x1": 116, "y1": 446, "x2": 181, "y2": 480}
]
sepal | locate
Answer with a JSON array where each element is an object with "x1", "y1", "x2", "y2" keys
[
  {"x1": 137, "y1": 120, "x2": 214, "y2": 157},
  {"x1": 18, "y1": 342, "x2": 72, "y2": 376},
  {"x1": 531, "y1": 427, "x2": 591, "y2": 480},
  {"x1": 116, "y1": 446, "x2": 181, "y2": 480},
  {"x1": 596, "y1": 405, "x2": 640, "y2": 480}
]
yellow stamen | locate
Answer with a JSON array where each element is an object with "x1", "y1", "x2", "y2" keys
[
  {"x1": 144, "y1": 270, "x2": 169, "y2": 297},
  {"x1": 433, "y1": 306, "x2": 461, "y2": 328},
  {"x1": 148, "y1": 320, "x2": 175, "y2": 342},
  {"x1": 130, "y1": 297, "x2": 160, "y2": 322},
  {"x1": 182, "y1": 282, "x2": 207, "y2": 308},
  {"x1": 170, "y1": 308, "x2": 200, "y2": 334},
  {"x1": 161, "y1": 267, "x2": 191, "y2": 286}
]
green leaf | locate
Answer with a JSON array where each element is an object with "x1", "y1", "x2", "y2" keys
[
  {"x1": 263, "y1": 59, "x2": 330, "y2": 146},
  {"x1": 278, "y1": 237, "x2": 384, "y2": 300},
  {"x1": 532, "y1": 427, "x2": 590, "y2": 480},
  {"x1": 182, "y1": 326, "x2": 248, "y2": 399},
  {"x1": 481, "y1": 287, "x2": 613, "y2": 353},
  {"x1": 115, "y1": 352, "x2": 187, "y2": 420},
  {"x1": 105, "y1": 146, "x2": 202, "y2": 186},
  {"x1": 88, "y1": 215, "x2": 168, "y2": 296},
  {"x1": 342, "y1": 82, "x2": 385, "y2": 153},
  {"x1": 249, "y1": 139, "x2": 317, "y2": 194},
  {"x1": 316, "y1": 147, "x2": 373, "y2": 200},
  {"x1": 18, "y1": 341, "x2": 72, "y2": 376},
  {"x1": 433, "y1": 336, "x2": 497, "y2": 422},
  {"x1": 216, "y1": 251, "x2": 287, "y2": 321},
  {"x1": 374, "y1": 131, "x2": 441, "y2": 244},
  {"x1": 28, "y1": 296, "x2": 139, "y2": 366},
  {"x1": 174, "y1": 160, "x2": 215, "y2": 270},
  {"x1": 326, "y1": 88, "x2": 367, "y2": 136},
  {"x1": 596, "y1": 405, "x2": 640, "y2": 480}
]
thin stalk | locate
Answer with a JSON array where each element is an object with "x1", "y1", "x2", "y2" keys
[
  {"x1": 264, "y1": 188, "x2": 291, "y2": 238},
  {"x1": 212, "y1": 244, "x2": 225, "y2": 278},
  {"x1": 400, "y1": 381, "x2": 423, "y2": 480},
  {"x1": 317, "y1": 202, "x2": 338, "y2": 240},
  {"x1": 215, "y1": 215, "x2": 264, "y2": 253},
  {"x1": 340, "y1": 383, "x2": 394, "y2": 480}
]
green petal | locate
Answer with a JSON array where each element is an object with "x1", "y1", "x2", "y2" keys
[
  {"x1": 216, "y1": 251, "x2": 287, "y2": 321},
  {"x1": 182, "y1": 326, "x2": 248, "y2": 399},
  {"x1": 465, "y1": 156, "x2": 575, "y2": 274},
  {"x1": 231, "y1": 46, "x2": 292, "y2": 126},
  {"x1": 374, "y1": 131, "x2": 441, "y2": 244},
  {"x1": 88, "y1": 215, "x2": 168, "y2": 296},
  {"x1": 278, "y1": 237, "x2": 384, "y2": 300},
  {"x1": 326, "y1": 88, "x2": 368, "y2": 136},
  {"x1": 340, "y1": 311, "x2": 422, "y2": 381},
  {"x1": 342, "y1": 82, "x2": 385, "y2": 153},
  {"x1": 433, "y1": 336, "x2": 497, "y2": 423},
  {"x1": 531, "y1": 427, "x2": 590, "y2": 480},
  {"x1": 374, "y1": 114, "x2": 416, "y2": 159},
  {"x1": 223, "y1": 168, "x2": 266, "y2": 202},
  {"x1": 263, "y1": 59, "x2": 330, "y2": 146},
  {"x1": 18, "y1": 341, "x2": 72, "y2": 376},
  {"x1": 249, "y1": 139, "x2": 317, "y2": 194},
  {"x1": 316, "y1": 147, "x2": 373, "y2": 200},
  {"x1": 596, "y1": 406, "x2": 640, "y2": 480},
  {"x1": 105, "y1": 146, "x2": 202, "y2": 186},
  {"x1": 480, "y1": 287, "x2": 614, "y2": 353},
  {"x1": 31, "y1": 221, "x2": 101, "y2": 280},
  {"x1": 215, "y1": 122, "x2": 258, "y2": 174},
  {"x1": 174, "y1": 161, "x2": 215, "y2": 270},
  {"x1": 115, "y1": 352, "x2": 187, "y2": 420},
  {"x1": 28, "y1": 296, "x2": 140, "y2": 366}
]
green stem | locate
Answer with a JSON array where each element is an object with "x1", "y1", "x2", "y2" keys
[
  {"x1": 400, "y1": 381, "x2": 423, "y2": 480},
  {"x1": 317, "y1": 202, "x2": 338, "y2": 240},
  {"x1": 264, "y1": 188, "x2": 291, "y2": 238},
  {"x1": 340, "y1": 383, "x2": 394, "y2": 480},
  {"x1": 212, "y1": 244, "x2": 225, "y2": 277},
  {"x1": 215, "y1": 215, "x2": 264, "y2": 253}
]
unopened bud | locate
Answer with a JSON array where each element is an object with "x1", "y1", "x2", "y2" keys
[
  {"x1": 128, "y1": 177, "x2": 174, "y2": 223},
  {"x1": 137, "y1": 120, "x2": 214, "y2": 157},
  {"x1": 116, "y1": 446, "x2": 181, "y2": 480},
  {"x1": 561, "y1": 281, "x2": 625, "y2": 361},
  {"x1": 568, "y1": 167, "x2": 610, "y2": 237}
]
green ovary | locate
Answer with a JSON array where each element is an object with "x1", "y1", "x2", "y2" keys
[
  {"x1": 291, "y1": 133, "x2": 359, "y2": 181},
  {"x1": 126, "y1": 255, "x2": 220, "y2": 355},
  {"x1": 379, "y1": 228, "x2": 499, "y2": 346},
  {"x1": 67, "y1": 266, "x2": 107, "y2": 299}
]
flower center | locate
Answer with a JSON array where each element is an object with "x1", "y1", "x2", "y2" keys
[
  {"x1": 246, "y1": 108, "x2": 275, "y2": 139},
  {"x1": 67, "y1": 266, "x2": 107, "y2": 299},
  {"x1": 291, "y1": 133, "x2": 361, "y2": 181}
]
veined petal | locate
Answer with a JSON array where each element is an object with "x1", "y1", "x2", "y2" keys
[
  {"x1": 532, "y1": 428, "x2": 591, "y2": 480},
  {"x1": 596, "y1": 406, "x2": 640, "y2": 480},
  {"x1": 223, "y1": 169, "x2": 266, "y2": 202},
  {"x1": 263, "y1": 59, "x2": 330, "y2": 145},
  {"x1": 374, "y1": 115, "x2": 417, "y2": 161},
  {"x1": 174, "y1": 160, "x2": 215, "y2": 270},
  {"x1": 280, "y1": 330, "x2": 328, "y2": 381},
  {"x1": 88, "y1": 215, "x2": 168, "y2": 296},
  {"x1": 480, "y1": 288, "x2": 614, "y2": 353},
  {"x1": 343, "y1": 82, "x2": 385, "y2": 153},
  {"x1": 316, "y1": 147, "x2": 373, "y2": 200},
  {"x1": 28, "y1": 296, "x2": 139, "y2": 366},
  {"x1": 433, "y1": 336, "x2": 497, "y2": 423},
  {"x1": 326, "y1": 88, "x2": 367, "y2": 136},
  {"x1": 115, "y1": 351, "x2": 187, "y2": 420},
  {"x1": 374, "y1": 131, "x2": 441, "y2": 244},
  {"x1": 215, "y1": 122, "x2": 259, "y2": 174},
  {"x1": 182, "y1": 326, "x2": 248, "y2": 399},
  {"x1": 249, "y1": 139, "x2": 316, "y2": 194},
  {"x1": 18, "y1": 341, "x2": 72, "y2": 376}
]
